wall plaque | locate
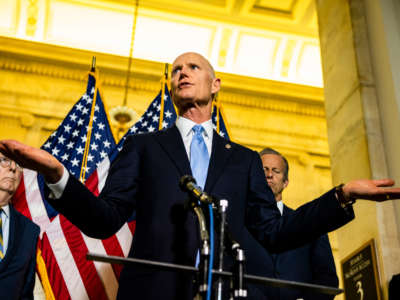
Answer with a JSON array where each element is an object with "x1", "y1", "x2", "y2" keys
[{"x1": 341, "y1": 239, "x2": 380, "y2": 300}]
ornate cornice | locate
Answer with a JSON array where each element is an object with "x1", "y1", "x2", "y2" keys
[
  {"x1": 219, "y1": 92, "x2": 325, "y2": 117},
  {"x1": 0, "y1": 36, "x2": 325, "y2": 117},
  {"x1": 0, "y1": 99, "x2": 329, "y2": 156},
  {"x1": 232, "y1": 125, "x2": 329, "y2": 155}
]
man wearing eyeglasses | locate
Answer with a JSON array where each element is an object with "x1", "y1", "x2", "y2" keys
[{"x1": 0, "y1": 154, "x2": 40, "y2": 300}]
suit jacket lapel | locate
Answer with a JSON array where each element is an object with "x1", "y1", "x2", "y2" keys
[
  {"x1": 154, "y1": 125, "x2": 192, "y2": 177},
  {"x1": 155, "y1": 126, "x2": 234, "y2": 191},
  {"x1": 204, "y1": 132, "x2": 234, "y2": 192},
  {"x1": 0, "y1": 205, "x2": 18, "y2": 270},
  {"x1": 282, "y1": 204, "x2": 288, "y2": 216}
]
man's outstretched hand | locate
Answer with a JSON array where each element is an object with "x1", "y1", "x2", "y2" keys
[
  {"x1": 343, "y1": 179, "x2": 400, "y2": 202},
  {"x1": 0, "y1": 139, "x2": 64, "y2": 183}
]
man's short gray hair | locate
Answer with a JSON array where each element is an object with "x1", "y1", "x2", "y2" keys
[{"x1": 259, "y1": 147, "x2": 289, "y2": 181}]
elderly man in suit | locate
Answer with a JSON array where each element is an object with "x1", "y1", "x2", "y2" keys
[
  {"x1": 260, "y1": 147, "x2": 338, "y2": 300},
  {"x1": 0, "y1": 152, "x2": 40, "y2": 300},
  {"x1": 1, "y1": 52, "x2": 400, "y2": 300}
]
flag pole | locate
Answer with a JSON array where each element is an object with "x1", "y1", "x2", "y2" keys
[
  {"x1": 79, "y1": 69, "x2": 99, "y2": 183},
  {"x1": 91, "y1": 56, "x2": 96, "y2": 72},
  {"x1": 213, "y1": 93, "x2": 220, "y2": 133},
  {"x1": 158, "y1": 64, "x2": 168, "y2": 130}
]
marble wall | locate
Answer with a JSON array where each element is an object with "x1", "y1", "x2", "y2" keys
[{"x1": 317, "y1": 0, "x2": 400, "y2": 298}]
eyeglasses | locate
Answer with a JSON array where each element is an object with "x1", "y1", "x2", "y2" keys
[{"x1": 0, "y1": 157, "x2": 22, "y2": 171}]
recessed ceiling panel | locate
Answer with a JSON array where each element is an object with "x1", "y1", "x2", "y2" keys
[
  {"x1": 254, "y1": 0, "x2": 296, "y2": 13},
  {"x1": 296, "y1": 42, "x2": 323, "y2": 86},
  {"x1": 182, "y1": 0, "x2": 227, "y2": 8},
  {"x1": 233, "y1": 33, "x2": 278, "y2": 78},
  {"x1": 47, "y1": 1, "x2": 133, "y2": 55},
  {"x1": 133, "y1": 17, "x2": 215, "y2": 63},
  {"x1": 0, "y1": 0, "x2": 17, "y2": 35}
]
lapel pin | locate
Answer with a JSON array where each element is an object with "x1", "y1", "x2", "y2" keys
[{"x1": 225, "y1": 144, "x2": 231, "y2": 149}]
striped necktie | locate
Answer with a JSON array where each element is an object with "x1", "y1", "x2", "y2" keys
[
  {"x1": 190, "y1": 125, "x2": 210, "y2": 189},
  {"x1": 0, "y1": 208, "x2": 4, "y2": 260}
]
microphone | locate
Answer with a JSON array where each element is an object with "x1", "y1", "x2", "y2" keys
[
  {"x1": 180, "y1": 175, "x2": 212, "y2": 296},
  {"x1": 179, "y1": 175, "x2": 212, "y2": 204}
]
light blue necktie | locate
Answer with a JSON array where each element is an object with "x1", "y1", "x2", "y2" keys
[
  {"x1": 190, "y1": 125, "x2": 210, "y2": 267},
  {"x1": 190, "y1": 125, "x2": 210, "y2": 189}
]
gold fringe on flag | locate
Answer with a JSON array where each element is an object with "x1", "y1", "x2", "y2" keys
[{"x1": 36, "y1": 248, "x2": 55, "y2": 300}]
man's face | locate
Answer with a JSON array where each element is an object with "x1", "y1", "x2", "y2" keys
[
  {"x1": 0, "y1": 154, "x2": 22, "y2": 206},
  {"x1": 261, "y1": 154, "x2": 288, "y2": 200},
  {"x1": 170, "y1": 52, "x2": 220, "y2": 112}
]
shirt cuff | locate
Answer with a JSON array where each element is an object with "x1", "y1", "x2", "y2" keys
[{"x1": 47, "y1": 165, "x2": 69, "y2": 199}]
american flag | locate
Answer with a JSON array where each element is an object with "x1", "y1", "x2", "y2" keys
[
  {"x1": 112, "y1": 83, "x2": 177, "y2": 156},
  {"x1": 13, "y1": 72, "x2": 136, "y2": 300},
  {"x1": 212, "y1": 100, "x2": 230, "y2": 140}
]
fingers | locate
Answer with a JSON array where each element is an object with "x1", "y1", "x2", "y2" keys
[
  {"x1": 372, "y1": 179, "x2": 395, "y2": 187},
  {"x1": 0, "y1": 140, "x2": 20, "y2": 159},
  {"x1": 0, "y1": 139, "x2": 25, "y2": 154},
  {"x1": 0, "y1": 141, "x2": 27, "y2": 164}
]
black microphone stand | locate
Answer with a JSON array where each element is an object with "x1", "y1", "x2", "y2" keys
[
  {"x1": 216, "y1": 199, "x2": 228, "y2": 300},
  {"x1": 173, "y1": 175, "x2": 342, "y2": 299},
  {"x1": 211, "y1": 197, "x2": 247, "y2": 299},
  {"x1": 231, "y1": 247, "x2": 247, "y2": 299},
  {"x1": 180, "y1": 175, "x2": 249, "y2": 299},
  {"x1": 86, "y1": 253, "x2": 343, "y2": 296},
  {"x1": 186, "y1": 192, "x2": 210, "y2": 299}
]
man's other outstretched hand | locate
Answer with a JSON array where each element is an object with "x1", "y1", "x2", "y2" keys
[
  {"x1": 0, "y1": 139, "x2": 64, "y2": 183},
  {"x1": 343, "y1": 179, "x2": 400, "y2": 202}
]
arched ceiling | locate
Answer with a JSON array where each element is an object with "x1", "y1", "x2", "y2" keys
[{"x1": 0, "y1": 0, "x2": 323, "y2": 86}]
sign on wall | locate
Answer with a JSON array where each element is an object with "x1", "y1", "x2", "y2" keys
[{"x1": 341, "y1": 239, "x2": 381, "y2": 300}]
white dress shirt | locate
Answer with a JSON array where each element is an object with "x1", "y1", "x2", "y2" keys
[
  {"x1": 276, "y1": 200, "x2": 284, "y2": 216},
  {"x1": 48, "y1": 116, "x2": 214, "y2": 199},
  {"x1": 175, "y1": 116, "x2": 213, "y2": 160},
  {"x1": 1, "y1": 204, "x2": 10, "y2": 255}
]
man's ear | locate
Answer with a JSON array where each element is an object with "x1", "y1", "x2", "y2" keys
[
  {"x1": 211, "y1": 78, "x2": 221, "y2": 95},
  {"x1": 283, "y1": 179, "x2": 289, "y2": 189}
]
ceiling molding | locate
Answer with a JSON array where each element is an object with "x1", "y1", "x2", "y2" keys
[
  {"x1": 99, "y1": 0, "x2": 318, "y2": 36},
  {"x1": 0, "y1": 35, "x2": 324, "y2": 118}
]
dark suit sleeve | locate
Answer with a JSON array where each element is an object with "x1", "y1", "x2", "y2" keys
[
  {"x1": 21, "y1": 225, "x2": 40, "y2": 300},
  {"x1": 308, "y1": 234, "x2": 339, "y2": 300},
  {"x1": 246, "y1": 150, "x2": 355, "y2": 252},
  {"x1": 47, "y1": 135, "x2": 140, "y2": 238},
  {"x1": 310, "y1": 234, "x2": 339, "y2": 287}
]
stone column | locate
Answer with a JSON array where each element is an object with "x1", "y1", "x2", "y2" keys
[{"x1": 316, "y1": 0, "x2": 400, "y2": 298}]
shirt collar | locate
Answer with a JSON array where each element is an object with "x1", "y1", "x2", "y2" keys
[
  {"x1": 276, "y1": 200, "x2": 284, "y2": 215},
  {"x1": 176, "y1": 116, "x2": 213, "y2": 138},
  {"x1": 0, "y1": 204, "x2": 10, "y2": 219}
]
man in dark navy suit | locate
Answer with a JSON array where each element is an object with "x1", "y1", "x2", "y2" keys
[
  {"x1": 260, "y1": 147, "x2": 338, "y2": 300},
  {"x1": 1, "y1": 52, "x2": 400, "y2": 300},
  {"x1": 0, "y1": 153, "x2": 40, "y2": 300}
]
